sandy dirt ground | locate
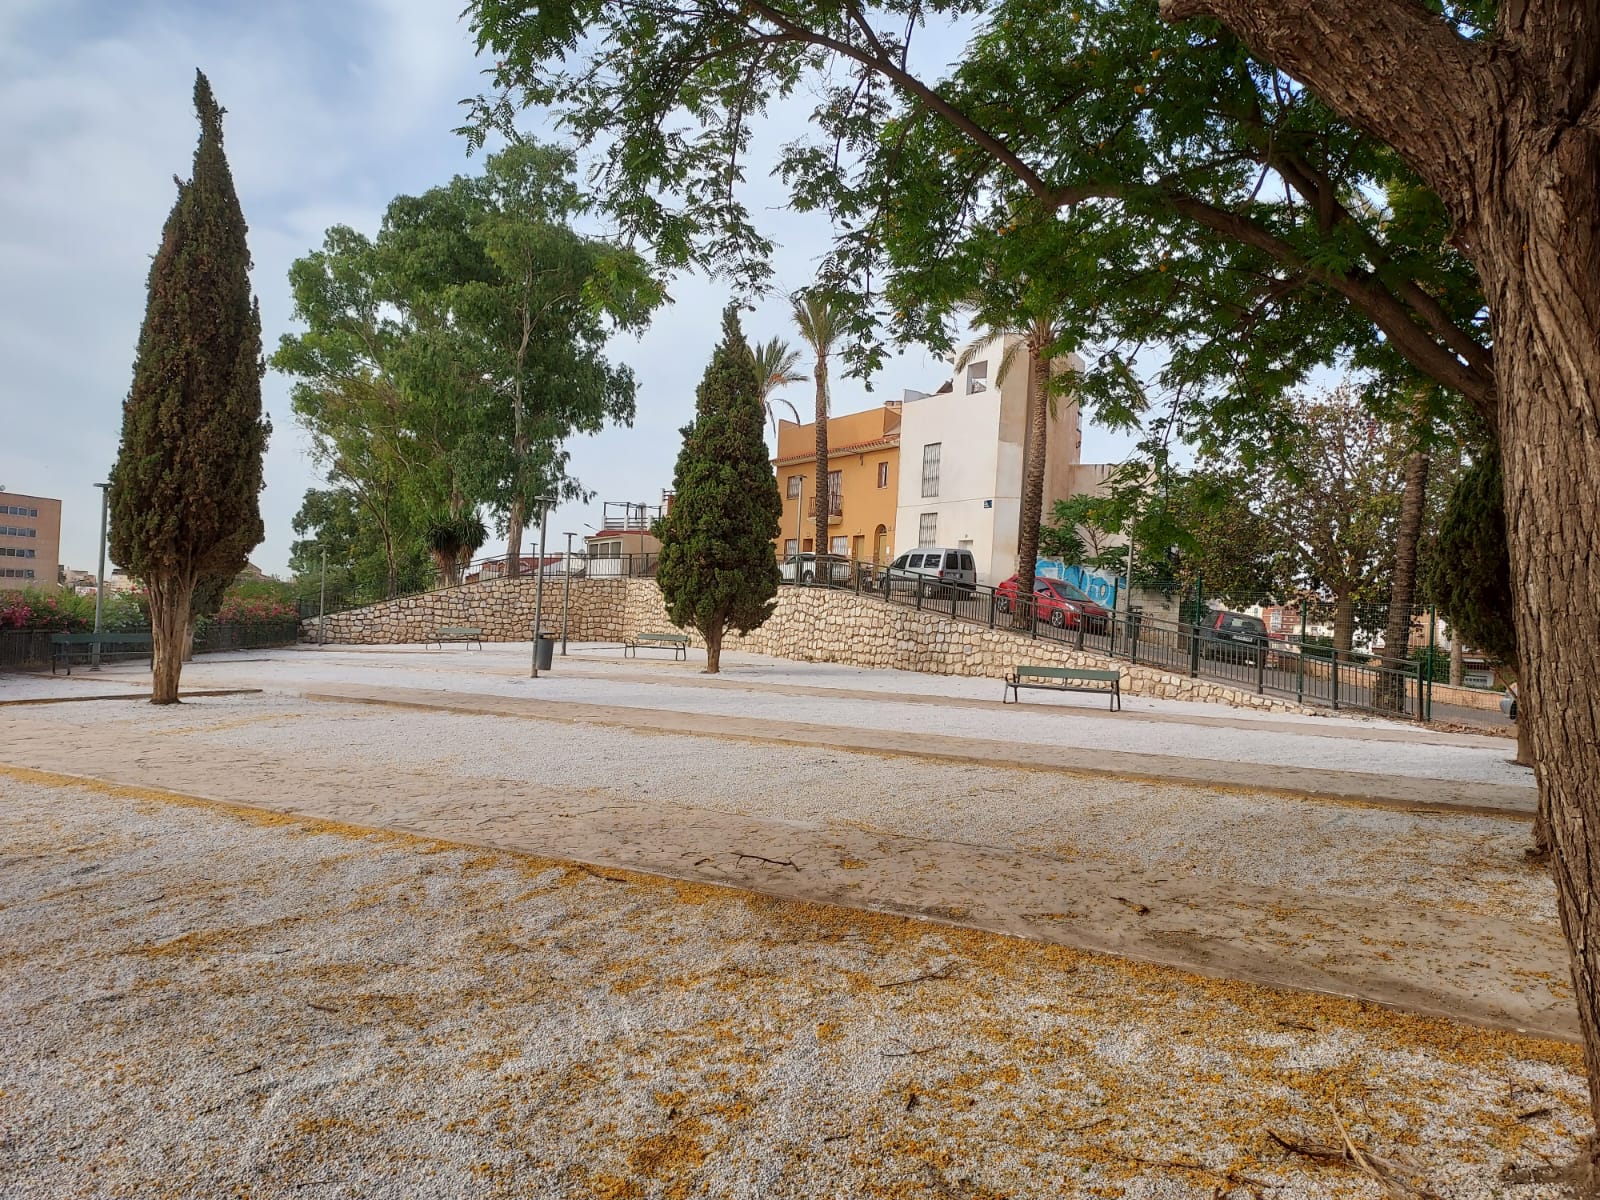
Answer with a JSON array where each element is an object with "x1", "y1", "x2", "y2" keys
[
  {"x1": 0, "y1": 775, "x2": 1587, "y2": 1200},
  {"x1": 0, "y1": 685, "x2": 1569, "y2": 1040}
]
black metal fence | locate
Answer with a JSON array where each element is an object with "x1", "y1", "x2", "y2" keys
[
  {"x1": 0, "y1": 619, "x2": 302, "y2": 673},
  {"x1": 781, "y1": 560, "x2": 1430, "y2": 720}
]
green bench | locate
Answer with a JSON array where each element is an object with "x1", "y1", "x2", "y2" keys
[
  {"x1": 1003, "y1": 665, "x2": 1122, "y2": 711},
  {"x1": 429, "y1": 626, "x2": 483, "y2": 649},
  {"x1": 624, "y1": 631, "x2": 690, "y2": 661},
  {"x1": 51, "y1": 632, "x2": 155, "y2": 675}
]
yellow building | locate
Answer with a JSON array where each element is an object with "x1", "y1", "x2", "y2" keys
[{"x1": 773, "y1": 403, "x2": 901, "y2": 565}]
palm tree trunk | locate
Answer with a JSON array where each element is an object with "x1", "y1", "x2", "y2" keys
[
  {"x1": 1013, "y1": 344, "x2": 1050, "y2": 629},
  {"x1": 813, "y1": 357, "x2": 829, "y2": 562}
]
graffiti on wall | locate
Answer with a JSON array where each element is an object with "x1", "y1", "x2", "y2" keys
[{"x1": 1036, "y1": 559, "x2": 1122, "y2": 608}]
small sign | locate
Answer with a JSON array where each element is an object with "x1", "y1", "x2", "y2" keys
[{"x1": 982, "y1": 499, "x2": 993, "y2": 509}]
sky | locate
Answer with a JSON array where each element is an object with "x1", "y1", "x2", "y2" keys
[{"x1": 0, "y1": 0, "x2": 1140, "y2": 578}]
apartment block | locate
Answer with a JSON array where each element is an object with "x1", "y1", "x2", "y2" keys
[
  {"x1": 773, "y1": 404, "x2": 901, "y2": 565},
  {"x1": 0, "y1": 490, "x2": 61, "y2": 589}
]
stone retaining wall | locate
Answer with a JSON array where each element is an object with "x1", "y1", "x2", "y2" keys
[{"x1": 307, "y1": 577, "x2": 1303, "y2": 713}]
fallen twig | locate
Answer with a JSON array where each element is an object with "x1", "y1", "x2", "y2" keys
[
  {"x1": 877, "y1": 962, "x2": 956, "y2": 989},
  {"x1": 1097, "y1": 1146, "x2": 1273, "y2": 1197},
  {"x1": 881, "y1": 1041, "x2": 946, "y2": 1058},
  {"x1": 1268, "y1": 1111, "x2": 1440, "y2": 1200},
  {"x1": 1112, "y1": 896, "x2": 1150, "y2": 915},
  {"x1": 574, "y1": 864, "x2": 627, "y2": 884},
  {"x1": 734, "y1": 852, "x2": 800, "y2": 871},
  {"x1": 1515, "y1": 1105, "x2": 1553, "y2": 1122}
]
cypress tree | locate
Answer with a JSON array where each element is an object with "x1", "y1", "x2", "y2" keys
[
  {"x1": 110, "y1": 71, "x2": 268, "y2": 703},
  {"x1": 654, "y1": 307, "x2": 782, "y2": 673}
]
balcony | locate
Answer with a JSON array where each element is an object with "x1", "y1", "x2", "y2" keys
[{"x1": 811, "y1": 493, "x2": 844, "y2": 524}]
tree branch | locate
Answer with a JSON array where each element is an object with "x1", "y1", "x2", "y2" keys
[{"x1": 1158, "y1": 0, "x2": 1490, "y2": 204}]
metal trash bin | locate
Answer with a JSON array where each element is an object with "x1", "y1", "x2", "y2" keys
[{"x1": 534, "y1": 632, "x2": 557, "y2": 671}]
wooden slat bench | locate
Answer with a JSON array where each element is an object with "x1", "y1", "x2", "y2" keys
[
  {"x1": 50, "y1": 632, "x2": 155, "y2": 675},
  {"x1": 624, "y1": 631, "x2": 690, "y2": 661},
  {"x1": 429, "y1": 627, "x2": 483, "y2": 650},
  {"x1": 1003, "y1": 665, "x2": 1122, "y2": 711}
]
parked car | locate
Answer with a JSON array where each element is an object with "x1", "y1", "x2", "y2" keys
[
  {"x1": 995, "y1": 574, "x2": 1111, "y2": 633},
  {"x1": 780, "y1": 552, "x2": 852, "y2": 585},
  {"x1": 1198, "y1": 609, "x2": 1269, "y2": 666},
  {"x1": 880, "y1": 548, "x2": 978, "y2": 597}
]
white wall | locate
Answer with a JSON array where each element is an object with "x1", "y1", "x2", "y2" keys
[{"x1": 895, "y1": 386, "x2": 1003, "y2": 574}]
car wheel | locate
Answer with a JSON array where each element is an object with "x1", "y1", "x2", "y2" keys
[
  {"x1": 1049, "y1": 608, "x2": 1066, "y2": 629},
  {"x1": 919, "y1": 582, "x2": 933, "y2": 599},
  {"x1": 997, "y1": 596, "x2": 1011, "y2": 614},
  {"x1": 802, "y1": 571, "x2": 814, "y2": 584}
]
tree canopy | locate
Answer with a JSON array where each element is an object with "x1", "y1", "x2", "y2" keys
[{"x1": 274, "y1": 141, "x2": 663, "y2": 597}]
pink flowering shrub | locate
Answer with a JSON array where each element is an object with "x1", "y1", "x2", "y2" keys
[
  {"x1": 0, "y1": 589, "x2": 94, "y2": 632},
  {"x1": 216, "y1": 596, "x2": 297, "y2": 624}
]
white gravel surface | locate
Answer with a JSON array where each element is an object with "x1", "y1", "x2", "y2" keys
[
  {"x1": 150, "y1": 646, "x2": 1532, "y2": 788},
  {"x1": 0, "y1": 776, "x2": 1585, "y2": 1200},
  {"x1": 11, "y1": 692, "x2": 1555, "y2": 925}
]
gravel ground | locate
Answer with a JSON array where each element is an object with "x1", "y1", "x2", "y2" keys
[
  {"x1": 9, "y1": 692, "x2": 1556, "y2": 926},
  {"x1": 153, "y1": 646, "x2": 1532, "y2": 788},
  {"x1": 0, "y1": 776, "x2": 1586, "y2": 1200}
]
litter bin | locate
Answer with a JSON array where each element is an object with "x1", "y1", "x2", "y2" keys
[{"x1": 534, "y1": 631, "x2": 557, "y2": 671}]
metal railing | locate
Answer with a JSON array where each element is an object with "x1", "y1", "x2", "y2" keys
[
  {"x1": 0, "y1": 619, "x2": 302, "y2": 672},
  {"x1": 781, "y1": 558, "x2": 1430, "y2": 720}
]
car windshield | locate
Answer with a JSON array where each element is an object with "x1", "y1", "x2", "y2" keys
[{"x1": 1057, "y1": 581, "x2": 1095, "y2": 604}]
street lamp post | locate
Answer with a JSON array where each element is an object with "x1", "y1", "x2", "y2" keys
[
  {"x1": 530, "y1": 499, "x2": 553, "y2": 678},
  {"x1": 318, "y1": 546, "x2": 327, "y2": 647},
  {"x1": 92, "y1": 481, "x2": 110, "y2": 670},
  {"x1": 561, "y1": 532, "x2": 575, "y2": 655}
]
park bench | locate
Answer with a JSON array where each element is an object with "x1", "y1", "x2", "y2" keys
[
  {"x1": 50, "y1": 631, "x2": 155, "y2": 676},
  {"x1": 624, "y1": 631, "x2": 690, "y2": 661},
  {"x1": 429, "y1": 627, "x2": 483, "y2": 650},
  {"x1": 1003, "y1": 665, "x2": 1122, "y2": 711}
]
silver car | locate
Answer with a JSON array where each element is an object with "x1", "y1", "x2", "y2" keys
[
  {"x1": 880, "y1": 547, "x2": 978, "y2": 597},
  {"x1": 780, "y1": 552, "x2": 852, "y2": 585}
]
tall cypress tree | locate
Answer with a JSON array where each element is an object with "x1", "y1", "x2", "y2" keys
[
  {"x1": 654, "y1": 307, "x2": 782, "y2": 673},
  {"x1": 110, "y1": 71, "x2": 268, "y2": 704}
]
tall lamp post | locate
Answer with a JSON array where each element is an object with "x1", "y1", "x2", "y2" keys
[
  {"x1": 318, "y1": 545, "x2": 328, "y2": 647},
  {"x1": 92, "y1": 480, "x2": 110, "y2": 670},
  {"x1": 561, "y1": 532, "x2": 576, "y2": 655}
]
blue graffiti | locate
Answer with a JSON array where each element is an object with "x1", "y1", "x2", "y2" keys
[{"x1": 1037, "y1": 559, "x2": 1122, "y2": 607}]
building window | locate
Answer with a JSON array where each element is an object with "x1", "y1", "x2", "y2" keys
[
  {"x1": 876, "y1": 461, "x2": 889, "y2": 489},
  {"x1": 0, "y1": 547, "x2": 36, "y2": 558},
  {"x1": 1, "y1": 505, "x2": 39, "y2": 518},
  {"x1": 918, "y1": 512, "x2": 938, "y2": 546},
  {"x1": 0, "y1": 526, "x2": 37, "y2": 537},
  {"x1": 965, "y1": 361, "x2": 988, "y2": 394},
  {"x1": 920, "y1": 443, "x2": 941, "y2": 498},
  {"x1": 827, "y1": 470, "x2": 842, "y2": 516},
  {"x1": 0, "y1": 567, "x2": 34, "y2": 579},
  {"x1": 830, "y1": 536, "x2": 849, "y2": 556},
  {"x1": 784, "y1": 538, "x2": 798, "y2": 557},
  {"x1": 787, "y1": 475, "x2": 803, "y2": 500}
]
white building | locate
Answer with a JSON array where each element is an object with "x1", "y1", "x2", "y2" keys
[{"x1": 894, "y1": 334, "x2": 1106, "y2": 584}]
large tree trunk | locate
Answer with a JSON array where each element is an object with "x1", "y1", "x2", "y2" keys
[
  {"x1": 506, "y1": 496, "x2": 525, "y2": 580},
  {"x1": 1013, "y1": 345, "x2": 1050, "y2": 630},
  {"x1": 146, "y1": 573, "x2": 196, "y2": 705},
  {"x1": 1156, "y1": 0, "x2": 1600, "y2": 1131},
  {"x1": 813, "y1": 357, "x2": 830, "y2": 563},
  {"x1": 1377, "y1": 446, "x2": 1430, "y2": 712},
  {"x1": 704, "y1": 626, "x2": 722, "y2": 674},
  {"x1": 1449, "y1": 636, "x2": 1464, "y2": 686},
  {"x1": 182, "y1": 616, "x2": 196, "y2": 663},
  {"x1": 1331, "y1": 594, "x2": 1354, "y2": 655}
]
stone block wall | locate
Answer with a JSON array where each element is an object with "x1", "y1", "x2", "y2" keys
[{"x1": 306, "y1": 577, "x2": 1303, "y2": 713}]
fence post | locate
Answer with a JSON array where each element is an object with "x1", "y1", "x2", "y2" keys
[
  {"x1": 1129, "y1": 609, "x2": 1140, "y2": 664},
  {"x1": 1256, "y1": 642, "x2": 1266, "y2": 694},
  {"x1": 1424, "y1": 605, "x2": 1436, "y2": 722},
  {"x1": 1296, "y1": 642, "x2": 1304, "y2": 705},
  {"x1": 988, "y1": 589, "x2": 996, "y2": 628},
  {"x1": 1188, "y1": 616, "x2": 1200, "y2": 677},
  {"x1": 1331, "y1": 647, "x2": 1340, "y2": 710}
]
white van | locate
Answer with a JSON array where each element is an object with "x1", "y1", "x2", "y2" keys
[{"x1": 881, "y1": 547, "x2": 978, "y2": 597}]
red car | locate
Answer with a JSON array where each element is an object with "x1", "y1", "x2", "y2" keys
[{"x1": 996, "y1": 575, "x2": 1111, "y2": 632}]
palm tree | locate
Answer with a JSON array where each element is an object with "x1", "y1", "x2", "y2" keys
[
  {"x1": 749, "y1": 337, "x2": 806, "y2": 434},
  {"x1": 791, "y1": 290, "x2": 845, "y2": 562},
  {"x1": 955, "y1": 312, "x2": 1071, "y2": 624}
]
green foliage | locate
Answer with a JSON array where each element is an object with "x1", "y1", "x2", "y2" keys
[
  {"x1": 1426, "y1": 448, "x2": 1515, "y2": 663},
  {"x1": 1038, "y1": 503, "x2": 1089, "y2": 567},
  {"x1": 0, "y1": 588, "x2": 95, "y2": 632},
  {"x1": 109, "y1": 71, "x2": 269, "y2": 593},
  {"x1": 1411, "y1": 643, "x2": 1450, "y2": 680},
  {"x1": 654, "y1": 308, "x2": 783, "y2": 658},
  {"x1": 465, "y1": 0, "x2": 1492, "y2": 455}
]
